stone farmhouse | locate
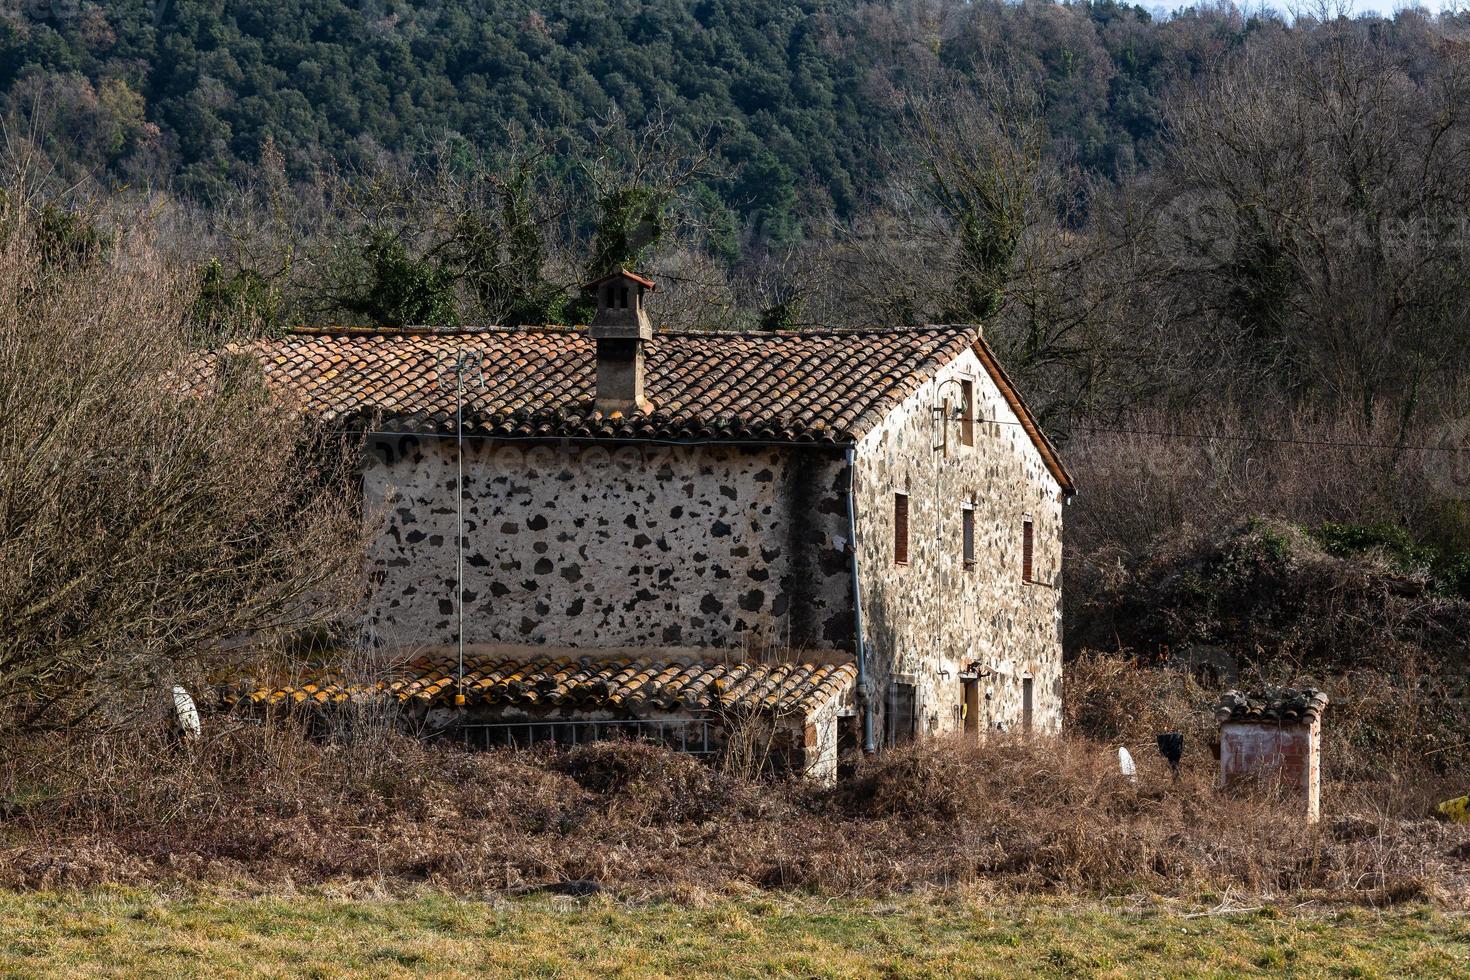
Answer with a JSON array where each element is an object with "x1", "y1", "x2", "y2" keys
[{"x1": 220, "y1": 271, "x2": 1074, "y2": 779}]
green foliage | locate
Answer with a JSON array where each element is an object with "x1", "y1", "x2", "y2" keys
[
  {"x1": 732, "y1": 152, "x2": 800, "y2": 249},
  {"x1": 758, "y1": 299, "x2": 802, "y2": 332},
  {"x1": 1313, "y1": 521, "x2": 1470, "y2": 599},
  {"x1": 1250, "y1": 520, "x2": 1295, "y2": 564},
  {"x1": 691, "y1": 184, "x2": 740, "y2": 266},
  {"x1": 0, "y1": 0, "x2": 1231, "y2": 233},
  {"x1": 1313, "y1": 521, "x2": 1429, "y2": 566},
  {"x1": 590, "y1": 185, "x2": 668, "y2": 276},
  {"x1": 949, "y1": 202, "x2": 1020, "y2": 322},
  {"x1": 35, "y1": 205, "x2": 106, "y2": 270},
  {"x1": 450, "y1": 168, "x2": 568, "y2": 326},
  {"x1": 329, "y1": 231, "x2": 458, "y2": 328},
  {"x1": 192, "y1": 258, "x2": 281, "y2": 336}
]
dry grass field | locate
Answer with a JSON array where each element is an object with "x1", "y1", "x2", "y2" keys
[{"x1": 4, "y1": 728, "x2": 1467, "y2": 904}]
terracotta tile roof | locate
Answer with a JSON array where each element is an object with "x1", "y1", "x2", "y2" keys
[
  {"x1": 1215, "y1": 688, "x2": 1329, "y2": 724},
  {"x1": 229, "y1": 654, "x2": 856, "y2": 718},
  {"x1": 193, "y1": 323, "x2": 1074, "y2": 489},
  {"x1": 191, "y1": 325, "x2": 1059, "y2": 464}
]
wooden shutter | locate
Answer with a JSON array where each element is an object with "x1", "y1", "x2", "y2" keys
[
  {"x1": 1022, "y1": 517, "x2": 1034, "y2": 581},
  {"x1": 888, "y1": 681, "x2": 917, "y2": 745},
  {"x1": 894, "y1": 493, "x2": 909, "y2": 565},
  {"x1": 962, "y1": 506, "x2": 975, "y2": 566}
]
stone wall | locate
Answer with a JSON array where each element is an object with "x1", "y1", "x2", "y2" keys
[
  {"x1": 852, "y1": 346, "x2": 1066, "y2": 739},
  {"x1": 362, "y1": 439, "x2": 851, "y2": 652}
]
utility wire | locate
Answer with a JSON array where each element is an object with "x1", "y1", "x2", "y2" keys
[
  {"x1": 334, "y1": 421, "x2": 1469, "y2": 454},
  {"x1": 1001, "y1": 420, "x2": 1469, "y2": 454}
]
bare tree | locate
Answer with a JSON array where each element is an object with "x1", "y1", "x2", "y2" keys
[
  {"x1": 1157, "y1": 24, "x2": 1470, "y2": 429},
  {"x1": 0, "y1": 169, "x2": 364, "y2": 732},
  {"x1": 817, "y1": 72, "x2": 1165, "y2": 427}
]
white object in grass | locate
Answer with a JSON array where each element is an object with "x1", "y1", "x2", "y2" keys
[
  {"x1": 1118, "y1": 746, "x2": 1136, "y2": 782},
  {"x1": 172, "y1": 685, "x2": 201, "y2": 739}
]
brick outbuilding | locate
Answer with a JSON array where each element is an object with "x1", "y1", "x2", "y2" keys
[{"x1": 1216, "y1": 688, "x2": 1329, "y2": 821}]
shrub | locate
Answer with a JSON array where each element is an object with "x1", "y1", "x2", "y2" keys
[{"x1": 556, "y1": 740, "x2": 749, "y2": 825}]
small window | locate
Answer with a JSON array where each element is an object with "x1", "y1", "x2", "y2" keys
[
  {"x1": 619, "y1": 285, "x2": 630, "y2": 308},
  {"x1": 894, "y1": 493, "x2": 910, "y2": 565},
  {"x1": 1022, "y1": 516, "x2": 1034, "y2": 582},
  {"x1": 1022, "y1": 677, "x2": 1034, "y2": 733},
  {"x1": 603, "y1": 285, "x2": 615, "y2": 307},
  {"x1": 962, "y1": 506, "x2": 976, "y2": 566},
  {"x1": 960, "y1": 379, "x2": 975, "y2": 447}
]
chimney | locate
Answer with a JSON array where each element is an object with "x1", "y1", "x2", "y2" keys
[
  {"x1": 586, "y1": 269, "x2": 656, "y2": 414},
  {"x1": 1215, "y1": 687, "x2": 1328, "y2": 823}
]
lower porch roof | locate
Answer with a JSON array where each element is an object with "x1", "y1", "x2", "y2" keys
[{"x1": 229, "y1": 653, "x2": 856, "y2": 719}]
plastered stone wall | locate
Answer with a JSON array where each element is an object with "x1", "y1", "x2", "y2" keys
[
  {"x1": 797, "y1": 703, "x2": 842, "y2": 784},
  {"x1": 852, "y1": 347, "x2": 1066, "y2": 739},
  {"x1": 362, "y1": 438, "x2": 852, "y2": 652}
]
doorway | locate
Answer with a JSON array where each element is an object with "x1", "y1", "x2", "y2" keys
[{"x1": 962, "y1": 678, "x2": 981, "y2": 737}]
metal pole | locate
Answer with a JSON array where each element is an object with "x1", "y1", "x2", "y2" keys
[
  {"x1": 455, "y1": 354, "x2": 467, "y2": 707},
  {"x1": 845, "y1": 444, "x2": 876, "y2": 756}
]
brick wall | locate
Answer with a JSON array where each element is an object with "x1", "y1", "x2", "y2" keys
[{"x1": 1219, "y1": 720, "x2": 1322, "y2": 821}]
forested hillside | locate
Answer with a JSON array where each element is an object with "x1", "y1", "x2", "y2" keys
[{"x1": 5, "y1": 0, "x2": 1244, "y2": 224}]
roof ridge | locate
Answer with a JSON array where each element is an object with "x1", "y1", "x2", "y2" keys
[{"x1": 282, "y1": 324, "x2": 980, "y2": 339}]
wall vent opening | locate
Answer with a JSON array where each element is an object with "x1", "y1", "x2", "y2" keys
[{"x1": 894, "y1": 493, "x2": 910, "y2": 565}]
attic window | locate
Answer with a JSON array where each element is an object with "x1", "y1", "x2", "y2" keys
[
  {"x1": 894, "y1": 493, "x2": 910, "y2": 565},
  {"x1": 1022, "y1": 516, "x2": 1034, "y2": 582},
  {"x1": 604, "y1": 285, "x2": 615, "y2": 307},
  {"x1": 962, "y1": 505, "x2": 976, "y2": 567}
]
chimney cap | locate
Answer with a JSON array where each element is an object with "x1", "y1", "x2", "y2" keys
[
  {"x1": 585, "y1": 268, "x2": 657, "y2": 291},
  {"x1": 1214, "y1": 687, "x2": 1328, "y2": 725},
  {"x1": 588, "y1": 268, "x2": 654, "y2": 342}
]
